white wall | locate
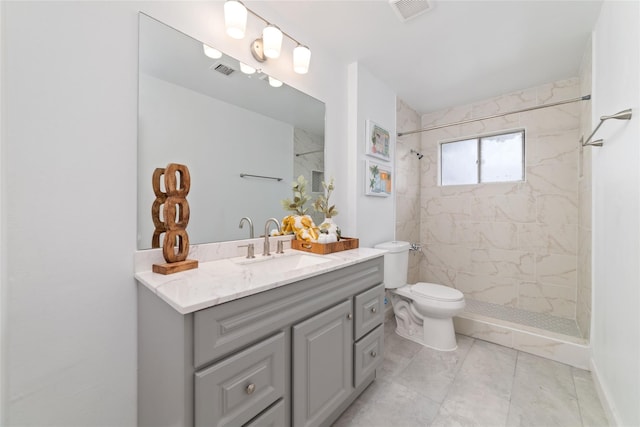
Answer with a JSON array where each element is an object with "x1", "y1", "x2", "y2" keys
[
  {"x1": 591, "y1": 1, "x2": 640, "y2": 425},
  {"x1": 0, "y1": 1, "x2": 5, "y2": 422},
  {"x1": 0, "y1": 1, "x2": 387, "y2": 425},
  {"x1": 348, "y1": 63, "x2": 397, "y2": 248}
]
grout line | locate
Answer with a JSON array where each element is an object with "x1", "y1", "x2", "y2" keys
[{"x1": 571, "y1": 367, "x2": 586, "y2": 427}]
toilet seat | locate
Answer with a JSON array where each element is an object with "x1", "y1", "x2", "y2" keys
[{"x1": 410, "y1": 282, "x2": 463, "y2": 302}]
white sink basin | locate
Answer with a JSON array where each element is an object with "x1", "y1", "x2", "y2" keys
[{"x1": 232, "y1": 251, "x2": 332, "y2": 274}]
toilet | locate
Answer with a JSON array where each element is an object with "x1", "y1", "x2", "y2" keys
[{"x1": 375, "y1": 241, "x2": 465, "y2": 351}]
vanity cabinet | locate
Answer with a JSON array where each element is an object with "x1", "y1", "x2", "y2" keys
[{"x1": 138, "y1": 256, "x2": 384, "y2": 427}]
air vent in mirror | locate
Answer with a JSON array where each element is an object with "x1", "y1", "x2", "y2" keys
[
  {"x1": 210, "y1": 62, "x2": 236, "y2": 76},
  {"x1": 389, "y1": 0, "x2": 432, "y2": 22}
]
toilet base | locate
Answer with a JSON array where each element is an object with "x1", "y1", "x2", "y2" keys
[
  {"x1": 389, "y1": 289, "x2": 462, "y2": 352},
  {"x1": 394, "y1": 315, "x2": 458, "y2": 352}
]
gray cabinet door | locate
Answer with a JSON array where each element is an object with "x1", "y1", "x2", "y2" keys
[{"x1": 292, "y1": 300, "x2": 353, "y2": 427}]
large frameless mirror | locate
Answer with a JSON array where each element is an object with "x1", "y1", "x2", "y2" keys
[{"x1": 137, "y1": 13, "x2": 325, "y2": 249}]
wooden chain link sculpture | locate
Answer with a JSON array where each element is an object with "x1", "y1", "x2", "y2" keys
[{"x1": 151, "y1": 163, "x2": 198, "y2": 274}]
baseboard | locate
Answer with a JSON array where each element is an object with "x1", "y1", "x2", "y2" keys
[{"x1": 590, "y1": 358, "x2": 619, "y2": 427}]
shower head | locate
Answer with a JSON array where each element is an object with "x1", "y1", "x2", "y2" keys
[
  {"x1": 601, "y1": 108, "x2": 633, "y2": 121},
  {"x1": 410, "y1": 149, "x2": 424, "y2": 160}
]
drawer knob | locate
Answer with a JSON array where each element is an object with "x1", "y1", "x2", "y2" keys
[
  {"x1": 370, "y1": 351, "x2": 377, "y2": 358},
  {"x1": 246, "y1": 383, "x2": 256, "y2": 395},
  {"x1": 347, "y1": 313, "x2": 353, "y2": 320},
  {"x1": 370, "y1": 307, "x2": 377, "y2": 313}
]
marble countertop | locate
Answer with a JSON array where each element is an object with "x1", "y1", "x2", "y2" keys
[{"x1": 135, "y1": 247, "x2": 386, "y2": 314}]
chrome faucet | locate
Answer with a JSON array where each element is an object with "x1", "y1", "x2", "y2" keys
[
  {"x1": 239, "y1": 217, "x2": 254, "y2": 238},
  {"x1": 263, "y1": 218, "x2": 281, "y2": 256}
]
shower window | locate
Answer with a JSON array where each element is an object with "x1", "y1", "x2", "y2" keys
[{"x1": 440, "y1": 130, "x2": 524, "y2": 186}]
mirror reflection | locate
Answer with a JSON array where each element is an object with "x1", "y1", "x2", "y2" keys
[{"x1": 137, "y1": 14, "x2": 325, "y2": 249}]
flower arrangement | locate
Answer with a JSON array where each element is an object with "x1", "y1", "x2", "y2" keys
[
  {"x1": 280, "y1": 175, "x2": 318, "y2": 242},
  {"x1": 313, "y1": 177, "x2": 338, "y2": 219},
  {"x1": 313, "y1": 177, "x2": 341, "y2": 242},
  {"x1": 281, "y1": 175, "x2": 311, "y2": 215}
]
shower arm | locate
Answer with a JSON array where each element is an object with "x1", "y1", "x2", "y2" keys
[{"x1": 581, "y1": 108, "x2": 633, "y2": 147}]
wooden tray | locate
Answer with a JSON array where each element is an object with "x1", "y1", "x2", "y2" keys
[{"x1": 291, "y1": 237, "x2": 359, "y2": 255}]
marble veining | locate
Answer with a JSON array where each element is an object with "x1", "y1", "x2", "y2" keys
[
  {"x1": 415, "y1": 78, "x2": 583, "y2": 321},
  {"x1": 135, "y1": 242, "x2": 385, "y2": 314}
]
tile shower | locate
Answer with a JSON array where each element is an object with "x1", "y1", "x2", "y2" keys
[{"x1": 395, "y1": 44, "x2": 593, "y2": 368}]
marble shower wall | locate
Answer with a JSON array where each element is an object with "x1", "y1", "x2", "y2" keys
[
  {"x1": 577, "y1": 39, "x2": 593, "y2": 338},
  {"x1": 396, "y1": 99, "x2": 422, "y2": 284},
  {"x1": 293, "y1": 128, "x2": 324, "y2": 225},
  {"x1": 419, "y1": 78, "x2": 582, "y2": 320}
]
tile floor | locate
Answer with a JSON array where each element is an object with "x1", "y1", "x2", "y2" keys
[{"x1": 333, "y1": 318, "x2": 609, "y2": 427}]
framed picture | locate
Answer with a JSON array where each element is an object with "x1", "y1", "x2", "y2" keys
[
  {"x1": 365, "y1": 120, "x2": 391, "y2": 161},
  {"x1": 365, "y1": 159, "x2": 392, "y2": 197}
]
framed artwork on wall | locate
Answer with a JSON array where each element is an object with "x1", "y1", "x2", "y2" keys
[
  {"x1": 365, "y1": 159, "x2": 392, "y2": 197},
  {"x1": 365, "y1": 120, "x2": 391, "y2": 161}
]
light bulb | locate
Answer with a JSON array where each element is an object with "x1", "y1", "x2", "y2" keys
[
  {"x1": 268, "y1": 76, "x2": 283, "y2": 88},
  {"x1": 224, "y1": 0, "x2": 247, "y2": 39},
  {"x1": 202, "y1": 44, "x2": 222, "y2": 59},
  {"x1": 293, "y1": 45, "x2": 311, "y2": 74},
  {"x1": 262, "y1": 25, "x2": 283, "y2": 59},
  {"x1": 239, "y1": 62, "x2": 256, "y2": 74}
]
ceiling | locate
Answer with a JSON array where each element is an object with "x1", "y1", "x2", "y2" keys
[{"x1": 257, "y1": 0, "x2": 603, "y2": 114}]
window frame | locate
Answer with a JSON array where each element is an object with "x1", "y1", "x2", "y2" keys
[{"x1": 439, "y1": 129, "x2": 525, "y2": 186}]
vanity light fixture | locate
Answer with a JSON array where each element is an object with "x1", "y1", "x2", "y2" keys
[
  {"x1": 223, "y1": 0, "x2": 311, "y2": 74},
  {"x1": 239, "y1": 62, "x2": 256, "y2": 75},
  {"x1": 224, "y1": 0, "x2": 248, "y2": 39},
  {"x1": 203, "y1": 44, "x2": 223, "y2": 59},
  {"x1": 262, "y1": 24, "x2": 283, "y2": 59},
  {"x1": 293, "y1": 44, "x2": 311, "y2": 74},
  {"x1": 268, "y1": 76, "x2": 283, "y2": 88}
]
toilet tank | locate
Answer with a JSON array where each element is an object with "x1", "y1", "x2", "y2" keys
[{"x1": 374, "y1": 241, "x2": 411, "y2": 289}]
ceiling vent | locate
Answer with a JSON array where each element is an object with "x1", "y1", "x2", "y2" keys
[
  {"x1": 389, "y1": 0, "x2": 433, "y2": 22},
  {"x1": 210, "y1": 62, "x2": 236, "y2": 76}
]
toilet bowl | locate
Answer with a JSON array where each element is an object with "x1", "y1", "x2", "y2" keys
[{"x1": 375, "y1": 241, "x2": 465, "y2": 351}]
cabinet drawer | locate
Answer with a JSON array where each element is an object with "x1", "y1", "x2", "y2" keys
[
  {"x1": 244, "y1": 399, "x2": 285, "y2": 427},
  {"x1": 195, "y1": 332, "x2": 285, "y2": 427},
  {"x1": 354, "y1": 283, "x2": 385, "y2": 340},
  {"x1": 354, "y1": 324, "x2": 384, "y2": 388}
]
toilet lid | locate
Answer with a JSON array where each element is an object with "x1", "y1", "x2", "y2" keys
[{"x1": 411, "y1": 283, "x2": 463, "y2": 302}]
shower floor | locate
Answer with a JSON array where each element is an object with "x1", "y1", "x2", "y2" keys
[
  {"x1": 464, "y1": 299, "x2": 582, "y2": 338},
  {"x1": 454, "y1": 298, "x2": 589, "y2": 369}
]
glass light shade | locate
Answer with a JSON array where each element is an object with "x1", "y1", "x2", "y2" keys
[
  {"x1": 268, "y1": 76, "x2": 283, "y2": 87},
  {"x1": 202, "y1": 44, "x2": 222, "y2": 59},
  {"x1": 224, "y1": 0, "x2": 247, "y2": 39},
  {"x1": 262, "y1": 25, "x2": 283, "y2": 59},
  {"x1": 293, "y1": 45, "x2": 311, "y2": 74},
  {"x1": 239, "y1": 62, "x2": 256, "y2": 74}
]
